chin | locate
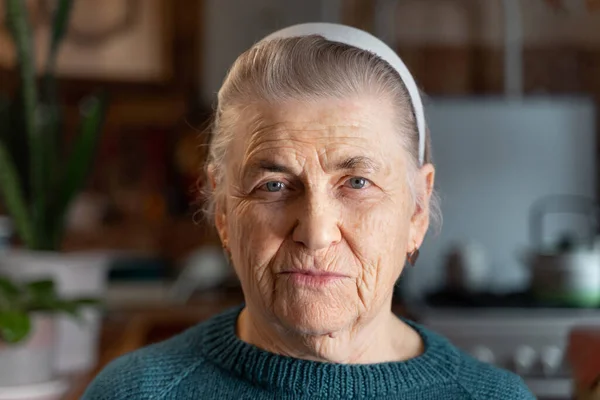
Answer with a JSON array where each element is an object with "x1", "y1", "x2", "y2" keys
[{"x1": 273, "y1": 294, "x2": 357, "y2": 336}]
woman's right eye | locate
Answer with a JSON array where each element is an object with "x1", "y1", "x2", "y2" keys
[{"x1": 262, "y1": 181, "x2": 286, "y2": 192}]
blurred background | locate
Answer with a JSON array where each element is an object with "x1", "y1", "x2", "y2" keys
[{"x1": 1, "y1": 0, "x2": 600, "y2": 399}]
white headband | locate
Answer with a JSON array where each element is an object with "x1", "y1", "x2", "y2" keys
[{"x1": 261, "y1": 22, "x2": 426, "y2": 165}]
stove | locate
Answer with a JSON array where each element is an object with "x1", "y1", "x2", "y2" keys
[{"x1": 409, "y1": 291, "x2": 600, "y2": 399}]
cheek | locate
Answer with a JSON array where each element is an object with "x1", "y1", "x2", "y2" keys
[
  {"x1": 226, "y1": 200, "x2": 293, "y2": 288},
  {"x1": 351, "y1": 194, "x2": 411, "y2": 247},
  {"x1": 229, "y1": 201, "x2": 291, "y2": 248},
  {"x1": 344, "y1": 196, "x2": 412, "y2": 282}
]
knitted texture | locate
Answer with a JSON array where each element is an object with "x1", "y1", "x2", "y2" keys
[{"x1": 82, "y1": 305, "x2": 535, "y2": 399}]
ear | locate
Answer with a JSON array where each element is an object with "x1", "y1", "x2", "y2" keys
[
  {"x1": 215, "y1": 204, "x2": 228, "y2": 248},
  {"x1": 207, "y1": 165, "x2": 229, "y2": 246},
  {"x1": 408, "y1": 163, "x2": 436, "y2": 250}
]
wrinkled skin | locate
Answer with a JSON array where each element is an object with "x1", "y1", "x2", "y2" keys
[{"x1": 212, "y1": 96, "x2": 435, "y2": 364}]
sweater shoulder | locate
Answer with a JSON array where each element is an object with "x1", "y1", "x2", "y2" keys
[
  {"x1": 81, "y1": 323, "x2": 209, "y2": 400},
  {"x1": 456, "y1": 353, "x2": 535, "y2": 400}
]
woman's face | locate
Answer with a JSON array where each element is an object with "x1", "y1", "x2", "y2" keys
[{"x1": 215, "y1": 96, "x2": 433, "y2": 335}]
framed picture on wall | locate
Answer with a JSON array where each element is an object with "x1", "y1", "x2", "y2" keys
[{"x1": 0, "y1": 0, "x2": 173, "y2": 83}]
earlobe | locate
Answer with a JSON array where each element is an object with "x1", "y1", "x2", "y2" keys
[{"x1": 407, "y1": 247, "x2": 420, "y2": 266}]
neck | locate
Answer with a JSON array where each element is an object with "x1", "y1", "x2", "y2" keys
[{"x1": 236, "y1": 303, "x2": 423, "y2": 364}]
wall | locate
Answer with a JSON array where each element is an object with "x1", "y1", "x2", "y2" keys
[
  {"x1": 393, "y1": 0, "x2": 600, "y2": 47},
  {"x1": 0, "y1": 0, "x2": 170, "y2": 82},
  {"x1": 200, "y1": 0, "x2": 341, "y2": 105},
  {"x1": 385, "y1": 0, "x2": 600, "y2": 96},
  {"x1": 199, "y1": 0, "x2": 600, "y2": 101}
]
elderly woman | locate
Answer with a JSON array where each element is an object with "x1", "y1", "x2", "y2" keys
[{"x1": 83, "y1": 23, "x2": 534, "y2": 399}]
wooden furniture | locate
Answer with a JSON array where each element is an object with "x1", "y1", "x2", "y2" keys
[{"x1": 569, "y1": 327, "x2": 600, "y2": 399}]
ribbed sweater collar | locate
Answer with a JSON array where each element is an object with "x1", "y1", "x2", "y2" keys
[{"x1": 199, "y1": 305, "x2": 460, "y2": 398}]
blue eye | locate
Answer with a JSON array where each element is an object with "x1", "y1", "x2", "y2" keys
[
  {"x1": 264, "y1": 181, "x2": 285, "y2": 192},
  {"x1": 347, "y1": 177, "x2": 368, "y2": 189}
]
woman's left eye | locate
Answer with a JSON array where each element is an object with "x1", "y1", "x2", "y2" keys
[
  {"x1": 262, "y1": 181, "x2": 286, "y2": 192},
  {"x1": 345, "y1": 177, "x2": 370, "y2": 189}
]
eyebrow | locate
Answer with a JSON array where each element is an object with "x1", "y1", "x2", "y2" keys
[
  {"x1": 256, "y1": 160, "x2": 293, "y2": 174},
  {"x1": 241, "y1": 160, "x2": 293, "y2": 181},
  {"x1": 335, "y1": 156, "x2": 380, "y2": 172},
  {"x1": 243, "y1": 156, "x2": 380, "y2": 180}
]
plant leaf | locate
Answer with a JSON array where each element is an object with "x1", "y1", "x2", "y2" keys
[
  {"x1": 6, "y1": 0, "x2": 41, "y2": 249},
  {"x1": 45, "y1": 0, "x2": 74, "y2": 75},
  {"x1": 24, "y1": 279, "x2": 59, "y2": 311},
  {"x1": 0, "y1": 310, "x2": 30, "y2": 343},
  {"x1": 0, "y1": 277, "x2": 20, "y2": 298},
  {"x1": 54, "y1": 298, "x2": 98, "y2": 319},
  {"x1": 25, "y1": 279, "x2": 55, "y2": 297},
  {"x1": 72, "y1": 298, "x2": 101, "y2": 306},
  {"x1": 4, "y1": 90, "x2": 30, "y2": 197},
  {"x1": 42, "y1": 1, "x2": 73, "y2": 229},
  {"x1": 0, "y1": 277, "x2": 20, "y2": 312},
  {"x1": 0, "y1": 94, "x2": 9, "y2": 144},
  {"x1": 52, "y1": 93, "x2": 107, "y2": 242},
  {"x1": 37, "y1": 105, "x2": 62, "y2": 250},
  {"x1": 0, "y1": 140, "x2": 34, "y2": 247},
  {"x1": 54, "y1": 300, "x2": 79, "y2": 318}
]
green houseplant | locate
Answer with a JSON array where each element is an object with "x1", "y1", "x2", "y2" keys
[
  {"x1": 0, "y1": 0, "x2": 107, "y2": 250},
  {"x1": 0, "y1": 275, "x2": 97, "y2": 386},
  {"x1": 0, "y1": 0, "x2": 109, "y2": 375},
  {"x1": 0, "y1": 276, "x2": 95, "y2": 344}
]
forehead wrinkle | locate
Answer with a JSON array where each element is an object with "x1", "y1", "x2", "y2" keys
[
  {"x1": 247, "y1": 125, "x2": 375, "y2": 151},
  {"x1": 247, "y1": 108, "x2": 376, "y2": 137},
  {"x1": 242, "y1": 137, "x2": 307, "y2": 169},
  {"x1": 244, "y1": 95, "x2": 394, "y2": 135},
  {"x1": 233, "y1": 99, "x2": 402, "y2": 179},
  {"x1": 243, "y1": 119, "x2": 372, "y2": 168},
  {"x1": 241, "y1": 129, "x2": 388, "y2": 181}
]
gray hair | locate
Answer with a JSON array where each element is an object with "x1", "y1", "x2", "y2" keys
[{"x1": 202, "y1": 35, "x2": 441, "y2": 232}]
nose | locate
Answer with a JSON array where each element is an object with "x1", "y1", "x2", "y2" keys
[{"x1": 292, "y1": 193, "x2": 342, "y2": 251}]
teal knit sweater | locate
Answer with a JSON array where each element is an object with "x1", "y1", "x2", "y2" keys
[{"x1": 83, "y1": 305, "x2": 535, "y2": 399}]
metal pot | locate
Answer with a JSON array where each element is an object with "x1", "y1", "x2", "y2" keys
[{"x1": 525, "y1": 195, "x2": 600, "y2": 307}]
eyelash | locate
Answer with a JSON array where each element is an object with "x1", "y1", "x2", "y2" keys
[{"x1": 256, "y1": 176, "x2": 372, "y2": 194}]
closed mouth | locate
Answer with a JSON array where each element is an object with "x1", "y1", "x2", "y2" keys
[{"x1": 279, "y1": 270, "x2": 348, "y2": 278}]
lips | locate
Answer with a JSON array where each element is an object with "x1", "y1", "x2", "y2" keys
[
  {"x1": 279, "y1": 269, "x2": 348, "y2": 278},
  {"x1": 278, "y1": 269, "x2": 350, "y2": 287}
]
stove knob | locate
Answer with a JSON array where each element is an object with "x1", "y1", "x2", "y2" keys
[
  {"x1": 540, "y1": 346, "x2": 563, "y2": 376},
  {"x1": 471, "y1": 346, "x2": 495, "y2": 364},
  {"x1": 513, "y1": 345, "x2": 537, "y2": 375}
]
